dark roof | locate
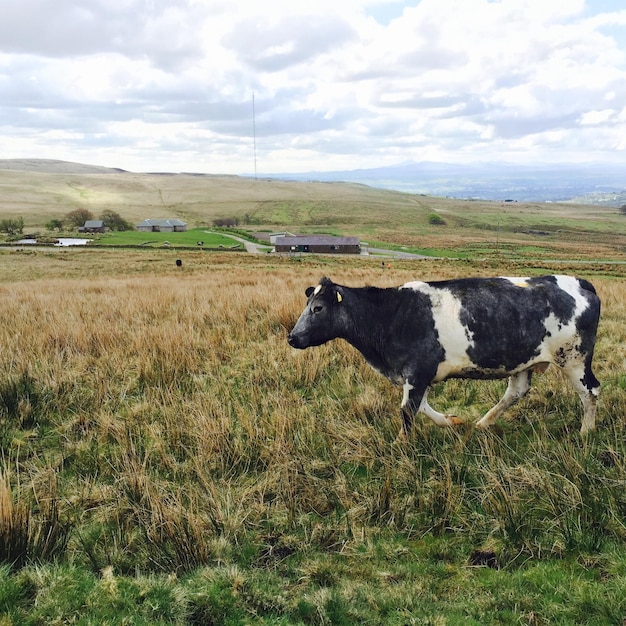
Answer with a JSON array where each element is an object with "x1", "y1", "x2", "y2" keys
[
  {"x1": 84, "y1": 220, "x2": 105, "y2": 228},
  {"x1": 276, "y1": 235, "x2": 360, "y2": 246}
]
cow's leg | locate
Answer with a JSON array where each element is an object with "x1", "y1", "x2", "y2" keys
[
  {"x1": 400, "y1": 381, "x2": 460, "y2": 437},
  {"x1": 476, "y1": 370, "x2": 532, "y2": 430},
  {"x1": 562, "y1": 358, "x2": 600, "y2": 435},
  {"x1": 418, "y1": 388, "x2": 460, "y2": 427},
  {"x1": 400, "y1": 380, "x2": 422, "y2": 435}
]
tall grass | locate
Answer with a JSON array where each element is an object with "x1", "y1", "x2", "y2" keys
[{"x1": 0, "y1": 251, "x2": 625, "y2": 622}]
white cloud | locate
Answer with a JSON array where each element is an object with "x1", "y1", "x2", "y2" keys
[{"x1": 0, "y1": 0, "x2": 625, "y2": 173}]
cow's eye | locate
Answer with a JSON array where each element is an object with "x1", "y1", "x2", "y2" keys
[{"x1": 312, "y1": 305, "x2": 323, "y2": 314}]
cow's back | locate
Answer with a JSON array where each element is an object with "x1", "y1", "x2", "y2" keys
[{"x1": 402, "y1": 275, "x2": 599, "y2": 380}]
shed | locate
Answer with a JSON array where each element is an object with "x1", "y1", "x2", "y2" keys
[
  {"x1": 78, "y1": 220, "x2": 105, "y2": 233},
  {"x1": 274, "y1": 235, "x2": 361, "y2": 255},
  {"x1": 136, "y1": 219, "x2": 188, "y2": 233},
  {"x1": 269, "y1": 231, "x2": 296, "y2": 244}
]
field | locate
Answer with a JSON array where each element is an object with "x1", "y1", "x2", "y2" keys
[
  {"x1": 0, "y1": 245, "x2": 625, "y2": 625},
  {"x1": 1, "y1": 165, "x2": 626, "y2": 623},
  {"x1": 90, "y1": 228, "x2": 253, "y2": 250},
  {"x1": 1, "y1": 163, "x2": 625, "y2": 261}
]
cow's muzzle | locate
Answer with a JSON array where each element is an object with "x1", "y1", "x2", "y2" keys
[{"x1": 287, "y1": 332, "x2": 305, "y2": 349}]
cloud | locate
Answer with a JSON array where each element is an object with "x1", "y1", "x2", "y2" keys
[
  {"x1": 1, "y1": 0, "x2": 625, "y2": 173},
  {"x1": 224, "y1": 14, "x2": 357, "y2": 72}
]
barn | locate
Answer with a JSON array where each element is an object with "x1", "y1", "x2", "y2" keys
[
  {"x1": 136, "y1": 219, "x2": 188, "y2": 233},
  {"x1": 274, "y1": 235, "x2": 361, "y2": 255},
  {"x1": 78, "y1": 220, "x2": 106, "y2": 233}
]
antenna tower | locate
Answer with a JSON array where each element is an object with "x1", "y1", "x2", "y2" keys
[{"x1": 252, "y1": 92, "x2": 257, "y2": 181}]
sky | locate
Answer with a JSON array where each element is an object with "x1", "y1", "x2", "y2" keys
[{"x1": 1, "y1": 0, "x2": 626, "y2": 174}]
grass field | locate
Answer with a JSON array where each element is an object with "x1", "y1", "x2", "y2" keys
[
  {"x1": 1, "y1": 164, "x2": 625, "y2": 262},
  {"x1": 0, "y1": 246, "x2": 625, "y2": 625},
  {"x1": 90, "y1": 228, "x2": 252, "y2": 249}
]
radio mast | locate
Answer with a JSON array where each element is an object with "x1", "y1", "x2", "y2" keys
[{"x1": 252, "y1": 92, "x2": 257, "y2": 181}]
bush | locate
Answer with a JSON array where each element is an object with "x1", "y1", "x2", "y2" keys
[
  {"x1": 428, "y1": 212, "x2": 446, "y2": 225},
  {"x1": 213, "y1": 217, "x2": 239, "y2": 227},
  {"x1": 46, "y1": 219, "x2": 64, "y2": 232},
  {"x1": 0, "y1": 217, "x2": 24, "y2": 235}
]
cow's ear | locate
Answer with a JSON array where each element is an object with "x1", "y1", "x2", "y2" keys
[{"x1": 305, "y1": 286, "x2": 315, "y2": 297}]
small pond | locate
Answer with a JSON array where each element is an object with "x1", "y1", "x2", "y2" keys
[
  {"x1": 55, "y1": 238, "x2": 91, "y2": 246},
  {"x1": 14, "y1": 238, "x2": 91, "y2": 246}
]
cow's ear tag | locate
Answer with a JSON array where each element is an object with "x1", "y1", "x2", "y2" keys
[{"x1": 336, "y1": 292, "x2": 343, "y2": 303}]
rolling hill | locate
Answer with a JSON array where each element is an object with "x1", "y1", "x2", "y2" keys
[{"x1": 1, "y1": 159, "x2": 625, "y2": 261}]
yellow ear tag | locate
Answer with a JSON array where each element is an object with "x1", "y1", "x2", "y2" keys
[{"x1": 336, "y1": 292, "x2": 343, "y2": 303}]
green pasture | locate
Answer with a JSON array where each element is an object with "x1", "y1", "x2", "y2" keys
[{"x1": 91, "y1": 228, "x2": 245, "y2": 249}]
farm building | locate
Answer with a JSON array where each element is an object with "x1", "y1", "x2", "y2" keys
[
  {"x1": 269, "y1": 231, "x2": 296, "y2": 244},
  {"x1": 136, "y1": 219, "x2": 187, "y2": 233},
  {"x1": 274, "y1": 235, "x2": 361, "y2": 255},
  {"x1": 78, "y1": 220, "x2": 105, "y2": 233}
]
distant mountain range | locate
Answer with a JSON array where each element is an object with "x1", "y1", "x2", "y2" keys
[{"x1": 263, "y1": 161, "x2": 626, "y2": 206}]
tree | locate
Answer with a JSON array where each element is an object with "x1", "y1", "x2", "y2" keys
[
  {"x1": 46, "y1": 218, "x2": 65, "y2": 232},
  {"x1": 0, "y1": 217, "x2": 24, "y2": 234},
  {"x1": 620, "y1": 204, "x2": 626, "y2": 215},
  {"x1": 65, "y1": 208, "x2": 94, "y2": 228},
  {"x1": 213, "y1": 217, "x2": 239, "y2": 227},
  {"x1": 100, "y1": 209, "x2": 133, "y2": 231}
]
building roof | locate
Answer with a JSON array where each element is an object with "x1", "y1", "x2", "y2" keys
[
  {"x1": 276, "y1": 235, "x2": 360, "y2": 247},
  {"x1": 84, "y1": 220, "x2": 105, "y2": 228},
  {"x1": 136, "y1": 219, "x2": 187, "y2": 227}
]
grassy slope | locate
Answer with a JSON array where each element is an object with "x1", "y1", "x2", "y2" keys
[{"x1": 1, "y1": 164, "x2": 625, "y2": 260}]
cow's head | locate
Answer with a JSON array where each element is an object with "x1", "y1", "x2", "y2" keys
[{"x1": 288, "y1": 277, "x2": 346, "y2": 349}]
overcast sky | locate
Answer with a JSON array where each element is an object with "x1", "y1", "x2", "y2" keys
[{"x1": 1, "y1": 0, "x2": 626, "y2": 174}]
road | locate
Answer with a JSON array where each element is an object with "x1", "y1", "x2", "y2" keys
[{"x1": 204, "y1": 231, "x2": 267, "y2": 254}]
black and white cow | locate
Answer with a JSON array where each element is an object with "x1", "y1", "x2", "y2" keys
[{"x1": 288, "y1": 275, "x2": 601, "y2": 435}]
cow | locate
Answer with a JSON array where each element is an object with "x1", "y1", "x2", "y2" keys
[{"x1": 287, "y1": 275, "x2": 601, "y2": 435}]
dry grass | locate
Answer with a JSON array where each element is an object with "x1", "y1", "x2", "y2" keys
[
  {"x1": 0, "y1": 248, "x2": 624, "y2": 623},
  {"x1": 1, "y1": 154, "x2": 625, "y2": 620}
]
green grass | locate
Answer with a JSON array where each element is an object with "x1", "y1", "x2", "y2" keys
[
  {"x1": 368, "y1": 239, "x2": 468, "y2": 258},
  {"x1": 2, "y1": 536, "x2": 625, "y2": 624},
  {"x1": 90, "y1": 227, "x2": 245, "y2": 248}
]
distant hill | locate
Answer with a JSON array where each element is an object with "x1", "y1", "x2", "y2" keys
[
  {"x1": 5, "y1": 158, "x2": 625, "y2": 205},
  {"x1": 1, "y1": 158, "x2": 624, "y2": 261},
  {"x1": 265, "y1": 161, "x2": 626, "y2": 205},
  {"x1": 569, "y1": 190, "x2": 626, "y2": 207},
  {"x1": 0, "y1": 159, "x2": 127, "y2": 175},
  {"x1": 0, "y1": 159, "x2": 425, "y2": 230}
]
